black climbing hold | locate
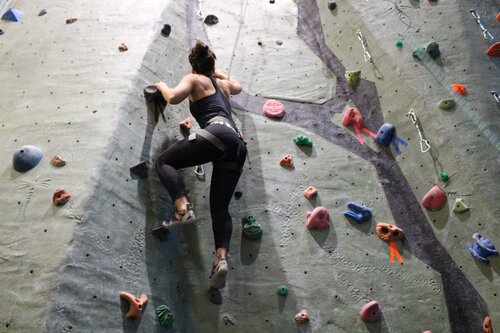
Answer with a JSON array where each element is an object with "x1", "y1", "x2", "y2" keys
[
  {"x1": 234, "y1": 191, "x2": 242, "y2": 199},
  {"x1": 144, "y1": 85, "x2": 167, "y2": 123},
  {"x1": 0, "y1": 29, "x2": 4, "y2": 36},
  {"x1": 161, "y1": 24, "x2": 171, "y2": 37},
  {"x1": 38, "y1": 9, "x2": 47, "y2": 16},
  {"x1": 204, "y1": 15, "x2": 218, "y2": 26},
  {"x1": 270, "y1": 0, "x2": 275, "y2": 3},
  {"x1": 207, "y1": 288, "x2": 222, "y2": 304},
  {"x1": 328, "y1": 0, "x2": 337, "y2": 10},
  {"x1": 425, "y1": 42, "x2": 441, "y2": 60},
  {"x1": 257, "y1": 40, "x2": 263, "y2": 46},
  {"x1": 130, "y1": 161, "x2": 148, "y2": 179}
]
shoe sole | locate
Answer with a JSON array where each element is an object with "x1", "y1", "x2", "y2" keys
[
  {"x1": 161, "y1": 211, "x2": 196, "y2": 230},
  {"x1": 209, "y1": 260, "x2": 228, "y2": 289}
]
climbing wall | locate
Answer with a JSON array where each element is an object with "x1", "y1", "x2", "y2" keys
[{"x1": 0, "y1": 0, "x2": 498, "y2": 332}]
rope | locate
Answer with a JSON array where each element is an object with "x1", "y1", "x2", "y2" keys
[{"x1": 227, "y1": 0, "x2": 249, "y2": 79}]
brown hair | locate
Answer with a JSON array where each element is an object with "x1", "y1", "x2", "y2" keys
[{"x1": 188, "y1": 40, "x2": 216, "y2": 76}]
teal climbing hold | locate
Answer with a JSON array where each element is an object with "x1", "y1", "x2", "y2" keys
[
  {"x1": 156, "y1": 305, "x2": 175, "y2": 328},
  {"x1": 276, "y1": 285, "x2": 289, "y2": 296},
  {"x1": 345, "y1": 70, "x2": 361, "y2": 88},
  {"x1": 293, "y1": 135, "x2": 313, "y2": 147},
  {"x1": 439, "y1": 171, "x2": 449, "y2": 183},
  {"x1": 242, "y1": 213, "x2": 263, "y2": 240},
  {"x1": 437, "y1": 99, "x2": 455, "y2": 110},
  {"x1": 395, "y1": 40, "x2": 403, "y2": 48}
]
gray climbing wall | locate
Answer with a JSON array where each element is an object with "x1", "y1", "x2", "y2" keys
[{"x1": 0, "y1": 0, "x2": 498, "y2": 332}]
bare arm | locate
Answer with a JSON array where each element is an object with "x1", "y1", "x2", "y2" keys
[
  {"x1": 155, "y1": 74, "x2": 195, "y2": 105},
  {"x1": 213, "y1": 68, "x2": 242, "y2": 95}
]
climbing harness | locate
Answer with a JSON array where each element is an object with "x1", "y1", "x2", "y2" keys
[
  {"x1": 356, "y1": 30, "x2": 373, "y2": 63},
  {"x1": 470, "y1": 9, "x2": 494, "y2": 40},
  {"x1": 408, "y1": 109, "x2": 431, "y2": 153}
]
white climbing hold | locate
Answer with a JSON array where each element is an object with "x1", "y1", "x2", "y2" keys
[{"x1": 453, "y1": 198, "x2": 470, "y2": 213}]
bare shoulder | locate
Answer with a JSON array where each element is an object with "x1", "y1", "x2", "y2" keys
[{"x1": 215, "y1": 78, "x2": 231, "y2": 98}]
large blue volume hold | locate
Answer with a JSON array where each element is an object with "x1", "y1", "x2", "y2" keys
[
  {"x1": 468, "y1": 233, "x2": 498, "y2": 264},
  {"x1": 12, "y1": 145, "x2": 43, "y2": 172},
  {"x1": 376, "y1": 123, "x2": 395, "y2": 147},
  {"x1": 343, "y1": 202, "x2": 372, "y2": 223}
]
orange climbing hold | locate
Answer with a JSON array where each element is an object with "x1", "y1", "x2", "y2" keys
[
  {"x1": 179, "y1": 117, "x2": 193, "y2": 130},
  {"x1": 279, "y1": 154, "x2": 294, "y2": 168},
  {"x1": 486, "y1": 42, "x2": 500, "y2": 57},
  {"x1": 483, "y1": 316, "x2": 493, "y2": 333},
  {"x1": 451, "y1": 84, "x2": 467, "y2": 95},
  {"x1": 496, "y1": 12, "x2": 500, "y2": 22},
  {"x1": 119, "y1": 291, "x2": 148, "y2": 319}
]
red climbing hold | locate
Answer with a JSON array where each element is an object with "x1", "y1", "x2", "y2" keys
[
  {"x1": 306, "y1": 206, "x2": 330, "y2": 230},
  {"x1": 279, "y1": 154, "x2": 294, "y2": 168},
  {"x1": 422, "y1": 185, "x2": 447, "y2": 211},
  {"x1": 486, "y1": 42, "x2": 500, "y2": 57},
  {"x1": 451, "y1": 84, "x2": 467, "y2": 95},
  {"x1": 53, "y1": 189, "x2": 71, "y2": 206},
  {"x1": 496, "y1": 12, "x2": 500, "y2": 22},
  {"x1": 360, "y1": 300, "x2": 382, "y2": 322},
  {"x1": 263, "y1": 99, "x2": 285, "y2": 118},
  {"x1": 119, "y1": 291, "x2": 148, "y2": 319},
  {"x1": 341, "y1": 107, "x2": 365, "y2": 128}
]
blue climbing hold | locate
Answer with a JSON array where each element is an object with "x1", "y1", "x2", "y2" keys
[
  {"x1": 376, "y1": 123, "x2": 395, "y2": 147},
  {"x1": 2, "y1": 8, "x2": 22, "y2": 22},
  {"x1": 343, "y1": 202, "x2": 372, "y2": 223},
  {"x1": 12, "y1": 145, "x2": 43, "y2": 172},
  {"x1": 468, "y1": 233, "x2": 498, "y2": 264}
]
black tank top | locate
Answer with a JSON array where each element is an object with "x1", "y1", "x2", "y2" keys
[{"x1": 189, "y1": 77, "x2": 236, "y2": 129}]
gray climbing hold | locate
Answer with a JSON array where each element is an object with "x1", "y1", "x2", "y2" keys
[
  {"x1": 438, "y1": 99, "x2": 455, "y2": 110},
  {"x1": 328, "y1": 0, "x2": 337, "y2": 10},
  {"x1": 453, "y1": 198, "x2": 470, "y2": 213},
  {"x1": 38, "y1": 9, "x2": 47, "y2": 16},
  {"x1": 204, "y1": 15, "x2": 218, "y2": 25},
  {"x1": 12, "y1": 145, "x2": 43, "y2": 172},
  {"x1": 425, "y1": 42, "x2": 441, "y2": 60},
  {"x1": 345, "y1": 70, "x2": 361, "y2": 88}
]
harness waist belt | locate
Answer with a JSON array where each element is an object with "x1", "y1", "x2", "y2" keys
[{"x1": 196, "y1": 129, "x2": 227, "y2": 151}]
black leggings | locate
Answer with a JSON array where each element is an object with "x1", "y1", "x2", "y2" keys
[{"x1": 155, "y1": 123, "x2": 247, "y2": 251}]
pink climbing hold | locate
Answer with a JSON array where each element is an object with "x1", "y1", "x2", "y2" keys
[
  {"x1": 294, "y1": 309, "x2": 309, "y2": 324},
  {"x1": 263, "y1": 99, "x2": 285, "y2": 118},
  {"x1": 422, "y1": 185, "x2": 447, "y2": 211},
  {"x1": 179, "y1": 117, "x2": 193, "y2": 130},
  {"x1": 341, "y1": 107, "x2": 376, "y2": 144},
  {"x1": 306, "y1": 206, "x2": 330, "y2": 230},
  {"x1": 119, "y1": 291, "x2": 148, "y2": 319},
  {"x1": 360, "y1": 300, "x2": 382, "y2": 323},
  {"x1": 423, "y1": 331, "x2": 432, "y2": 333}
]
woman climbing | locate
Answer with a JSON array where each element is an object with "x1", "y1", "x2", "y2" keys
[{"x1": 155, "y1": 40, "x2": 247, "y2": 290}]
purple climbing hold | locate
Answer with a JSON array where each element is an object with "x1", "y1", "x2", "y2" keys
[
  {"x1": 2, "y1": 8, "x2": 22, "y2": 22},
  {"x1": 468, "y1": 233, "x2": 498, "y2": 264},
  {"x1": 12, "y1": 145, "x2": 43, "y2": 172},
  {"x1": 360, "y1": 300, "x2": 382, "y2": 322}
]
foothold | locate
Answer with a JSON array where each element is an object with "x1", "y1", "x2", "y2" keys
[
  {"x1": 497, "y1": 12, "x2": 500, "y2": 22},
  {"x1": 130, "y1": 161, "x2": 148, "y2": 179},
  {"x1": 119, "y1": 291, "x2": 148, "y2": 319},
  {"x1": 161, "y1": 24, "x2": 171, "y2": 37},
  {"x1": 276, "y1": 40, "x2": 283, "y2": 46},
  {"x1": 0, "y1": 29, "x2": 3, "y2": 36},
  {"x1": 492, "y1": 91, "x2": 500, "y2": 104},
  {"x1": 486, "y1": 42, "x2": 500, "y2": 57},
  {"x1": 241, "y1": 213, "x2": 263, "y2": 240},
  {"x1": 234, "y1": 191, "x2": 242, "y2": 199},
  {"x1": 483, "y1": 316, "x2": 493, "y2": 333},
  {"x1": 468, "y1": 233, "x2": 498, "y2": 264},
  {"x1": 395, "y1": 40, "x2": 403, "y2": 47},
  {"x1": 118, "y1": 43, "x2": 128, "y2": 52},
  {"x1": 12, "y1": 145, "x2": 43, "y2": 172},
  {"x1": 263, "y1": 99, "x2": 285, "y2": 118},
  {"x1": 343, "y1": 202, "x2": 372, "y2": 223},
  {"x1": 1, "y1": 8, "x2": 22, "y2": 22},
  {"x1": 376, "y1": 123, "x2": 396, "y2": 147},
  {"x1": 257, "y1": 40, "x2": 263, "y2": 46},
  {"x1": 222, "y1": 313, "x2": 237, "y2": 326},
  {"x1": 453, "y1": 198, "x2": 470, "y2": 213},
  {"x1": 451, "y1": 84, "x2": 467, "y2": 95},
  {"x1": 327, "y1": 0, "x2": 337, "y2": 10},
  {"x1": 50, "y1": 155, "x2": 66, "y2": 167},
  {"x1": 65, "y1": 18, "x2": 77, "y2": 24},
  {"x1": 294, "y1": 309, "x2": 309, "y2": 324},
  {"x1": 303, "y1": 186, "x2": 318, "y2": 200},
  {"x1": 204, "y1": 14, "x2": 219, "y2": 25},
  {"x1": 425, "y1": 41, "x2": 441, "y2": 59},
  {"x1": 345, "y1": 70, "x2": 361, "y2": 88},
  {"x1": 306, "y1": 206, "x2": 330, "y2": 230},
  {"x1": 179, "y1": 117, "x2": 193, "y2": 131},
  {"x1": 412, "y1": 46, "x2": 426, "y2": 61},
  {"x1": 156, "y1": 305, "x2": 175, "y2": 328},
  {"x1": 360, "y1": 300, "x2": 382, "y2": 323},
  {"x1": 38, "y1": 9, "x2": 47, "y2": 16},
  {"x1": 439, "y1": 171, "x2": 449, "y2": 182},
  {"x1": 437, "y1": 99, "x2": 455, "y2": 110},
  {"x1": 376, "y1": 223, "x2": 404, "y2": 242},
  {"x1": 270, "y1": 0, "x2": 275, "y2": 3},
  {"x1": 279, "y1": 154, "x2": 294, "y2": 168},
  {"x1": 276, "y1": 285, "x2": 288, "y2": 296},
  {"x1": 293, "y1": 135, "x2": 313, "y2": 147},
  {"x1": 422, "y1": 185, "x2": 447, "y2": 211},
  {"x1": 53, "y1": 189, "x2": 71, "y2": 206}
]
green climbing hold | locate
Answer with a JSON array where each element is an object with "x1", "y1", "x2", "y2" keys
[
  {"x1": 395, "y1": 40, "x2": 403, "y2": 48},
  {"x1": 293, "y1": 135, "x2": 313, "y2": 147},
  {"x1": 277, "y1": 285, "x2": 289, "y2": 296},
  {"x1": 242, "y1": 213, "x2": 263, "y2": 240},
  {"x1": 439, "y1": 171, "x2": 449, "y2": 183},
  {"x1": 345, "y1": 70, "x2": 361, "y2": 88},
  {"x1": 412, "y1": 47, "x2": 426, "y2": 61},
  {"x1": 437, "y1": 99, "x2": 455, "y2": 110},
  {"x1": 157, "y1": 305, "x2": 175, "y2": 328}
]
